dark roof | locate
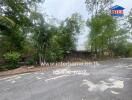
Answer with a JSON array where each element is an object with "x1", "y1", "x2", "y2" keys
[{"x1": 111, "y1": 5, "x2": 125, "y2": 10}]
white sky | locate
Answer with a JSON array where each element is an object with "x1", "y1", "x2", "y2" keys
[{"x1": 39, "y1": 0, "x2": 132, "y2": 50}]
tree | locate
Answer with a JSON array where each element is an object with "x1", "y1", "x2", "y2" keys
[
  {"x1": 85, "y1": 0, "x2": 113, "y2": 16},
  {"x1": 128, "y1": 9, "x2": 132, "y2": 35},
  {"x1": 0, "y1": 0, "x2": 42, "y2": 57},
  {"x1": 32, "y1": 13, "x2": 83, "y2": 64},
  {"x1": 87, "y1": 13, "x2": 118, "y2": 57},
  {"x1": 58, "y1": 13, "x2": 82, "y2": 54},
  {"x1": 87, "y1": 12, "x2": 132, "y2": 58}
]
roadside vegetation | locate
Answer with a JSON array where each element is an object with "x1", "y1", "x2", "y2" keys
[
  {"x1": 0, "y1": 0, "x2": 132, "y2": 71},
  {"x1": 85, "y1": 0, "x2": 132, "y2": 58}
]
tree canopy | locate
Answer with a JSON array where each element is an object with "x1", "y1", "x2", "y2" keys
[{"x1": 0, "y1": 0, "x2": 132, "y2": 71}]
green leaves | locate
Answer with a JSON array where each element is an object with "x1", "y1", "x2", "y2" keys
[
  {"x1": 0, "y1": 16, "x2": 15, "y2": 28},
  {"x1": 0, "y1": 0, "x2": 42, "y2": 64},
  {"x1": 87, "y1": 12, "x2": 132, "y2": 58},
  {"x1": 4, "y1": 52, "x2": 21, "y2": 62},
  {"x1": 85, "y1": 0, "x2": 113, "y2": 16},
  {"x1": 3, "y1": 51, "x2": 21, "y2": 69},
  {"x1": 32, "y1": 13, "x2": 82, "y2": 63},
  {"x1": 87, "y1": 13, "x2": 117, "y2": 56}
]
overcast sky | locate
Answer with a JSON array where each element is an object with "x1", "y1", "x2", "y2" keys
[{"x1": 40, "y1": 0, "x2": 132, "y2": 50}]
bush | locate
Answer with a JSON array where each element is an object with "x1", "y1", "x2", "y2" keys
[
  {"x1": 0, "y1": 64, "x2": 7, "y2": 71},
  {"x1": 3, "y1": 52, "x2": 21, "y2": 69},
  {"x1": 27, "y1": 58, "x2": 35, "y2": 65}
]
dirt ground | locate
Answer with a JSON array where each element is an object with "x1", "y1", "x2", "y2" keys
[{"x1": 0, "y1": 65, "x2": 63, "y2": 78}]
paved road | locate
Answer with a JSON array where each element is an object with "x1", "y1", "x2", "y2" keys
[{"x1": 0, "y1": 58, "x2": 132, "y2": 100}]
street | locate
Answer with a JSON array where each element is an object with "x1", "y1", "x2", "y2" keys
[{"x1": 0, "y1": 58, "x2": 132, "y2": 100}]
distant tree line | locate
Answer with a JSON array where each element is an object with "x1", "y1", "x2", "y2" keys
[
  {"x1": 85, "y1": 0, "x2": 132, "y2": 58},
  {"x1": 0, "y1": 0, "x2": 132, "y2": 71},
  {"x1": 0, "y1": 0, "x2": 83, "y2": 70}
]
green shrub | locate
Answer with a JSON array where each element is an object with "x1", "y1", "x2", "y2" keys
[
  {"x1": 3, "y1": 52, "x2": 21, "y2": 69},
  {"x1": 0, "y1": 64, "x2": 7, "y2": 71},
  {"x1": 27, "y1": 58, "x2": 35, "y2": 65}
]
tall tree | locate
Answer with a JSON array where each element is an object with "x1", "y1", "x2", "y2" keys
[
  {"x1": 85, "y1": 0, "x2": 113, "y2": 16},
  {"x1": 87, "y1": 13, "x2": 116, "y2": 57},
  {"x1": 32, "y1": 13, "x2": 83, "y2": 64},
  {"x1": 128, "y1": 9, "x2": 132, "y2": 35},
  {"x1": 0, "y1": 0, "x2": 42, "y2": 57}
]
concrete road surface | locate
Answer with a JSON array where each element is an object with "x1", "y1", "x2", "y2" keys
[{"x1": 0, "y1": 58, "x2": 132, "y2": 100}]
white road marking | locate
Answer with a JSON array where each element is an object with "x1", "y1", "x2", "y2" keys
[
  {"x1": 5, "y1": 76, "x2": 22, "y2": 84},
  {"x1": 111, "y1": 80, "x2": 124, "y2": 89},
  {"x1": 45, "y1": 75, "x2": 69, "y2": 82},
  {"x1": 111, "y1": 90, "x2": 119, "y2": 94},
  {"x1": 114, "y1": 65, "x2": 122, "y2": 68},
  {"x1": 82, "y1": 98, "x2": 87, "y2": 100},
  {"x1": 36, "y1": 77, "x2": 42, "y2": 80},
  {"x1": 124, "y1": 66, "x2": 129, "y2": 68},
  {"x1": 0, "y1": 75, "x2": 20, "y2": 81},
  {"x1": 127, "y1": 68, "x2": 132, "y2": 69},
  {"x1": 0, "y1": 73, "x2": 30, "y2": 81},
  {"x1": 40, "y1": 73, "x2": 45, "y2": 75},
  {"x1": 6, "y1": 76, "x2": 21, "y2": 82},
  {"x1": 125, "y1": 78, "x2": 131, "y2": 80},
  {"x1": 17, "y1": 73, "x2": 31, "y2": 76},
  {"x1": 108, "y1": 78, "x2": 116, "y2": 81},
  {"x1": 53, "y1": 69, "x2": 90, "y2": 76},
  {"x1": 114, "y1": 64, "x2": 129, "y2": 68},
  {"x1": 11, "y1": 80, "x2": 16, "y2": 84},
  {"x1": 81, "y1": 78, "x2": 124, "y2": 93}
]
